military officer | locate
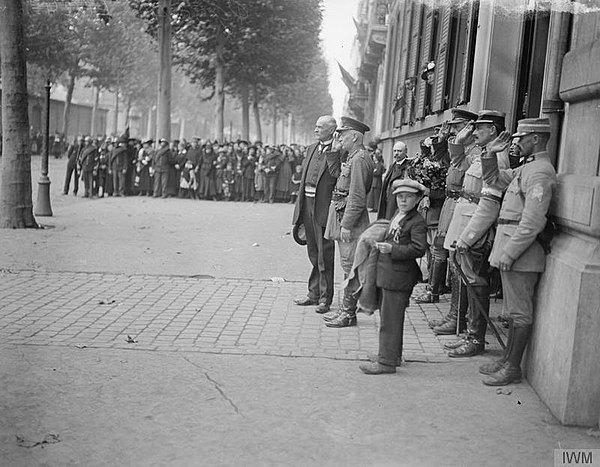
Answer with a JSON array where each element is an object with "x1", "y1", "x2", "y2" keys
[
  {"x1": 322, "y1": 116, "x2": 375, "y2": 328},
  {"x1": 78, "y1": 136, "x2": 99, "y2": 198},
  {"x1": 477, "y1": 117, "x2": 556, "y2": 386},
  {"x1": 442, "y1": 111, "x2": 510, "y2": 357}
]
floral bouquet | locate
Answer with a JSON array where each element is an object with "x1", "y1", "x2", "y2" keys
[{"x1": 409, "y1": 155, "x2": 447, "y2": 193}]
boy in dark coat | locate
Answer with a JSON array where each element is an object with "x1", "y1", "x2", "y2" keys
[{"x1": 360, "y1": 178, "x2": 428, "y2": 374}]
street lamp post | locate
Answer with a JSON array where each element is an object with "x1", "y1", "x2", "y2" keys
[{"x1": 34, "y1": 79, "x2": 53, "y2": 216}]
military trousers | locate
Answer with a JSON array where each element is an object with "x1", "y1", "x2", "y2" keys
[{"x1": 500, "y1": 270, "x2": 540, "y2": 327}]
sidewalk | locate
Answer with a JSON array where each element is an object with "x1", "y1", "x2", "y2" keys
[{"x1": 0, "y1": 157, "x2": 598, "y2": 466}]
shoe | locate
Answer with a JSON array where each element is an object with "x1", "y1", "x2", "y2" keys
[
  {"x1": 367, "y1": 352, "x2": 402, "y2": 367},
  {"x1": 359, "y1": 362, "x2": 396, "y2": 375},
  {"x1": 433, "y1": 319, "x2": 466, "y2": 335},
  {"x1": 479, "y1": 359, "x2": 506, "y2": 375},
  {"x1": 322, "y1": 309, "x2": 343, "y2": 321},
  {"x1": 294, "y1": 297, "x2": 318, "y2": 306},
  {"x1": 324, "y1": 311, "x2": 356, "y2": 328},
  {"x1": 448, "y1": 339, "x2": 485, "y2": 358},
  {"x1": 315, "y1": 303, "x2": 330, "y2": 314},
  {"x1": 482, "y1": 362, "x2": 522, "y2": 386},
  {"x1": 443, "y1": 338, "x2": 467, "y2": 350},
  {"x1": 414, "y1": 290, "x2": 439, "y2": 304}
]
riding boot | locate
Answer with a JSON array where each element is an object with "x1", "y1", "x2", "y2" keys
[
  {"x1": 416, "y1": 258, "x2": 447, "y2": 304},
  {"x1": 323, "y1": 287, "x2": 357, "y2": 326},
  {"x1": 479, "y1": 317, "x2": 514, "y2": 375},
  {"x1": 448, "y1": 285, "x2": 489, "y2": 358},
  {"x1": 428, "y1": 267, "x2": 465, "y2": 328},
  {"x1": 483, "y1": 325, "x2": 531, "y2": 386}
]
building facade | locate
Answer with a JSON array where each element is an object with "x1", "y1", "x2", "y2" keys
[{"x1": 347, "y1": 0, "x2": 600, "y2": 426}]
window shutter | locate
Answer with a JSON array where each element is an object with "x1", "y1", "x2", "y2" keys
[
  {"x1": 404, "y1": 4, "x2": 423, "y2": 124},
  {"x1": 416, "y1": 8, "x2": 434, "y2": 119},
  {"x1": 459, "y1": 1, "x2": 479, "y2": 104},
  {"x1": 432, "y1": 6, "x2": 451, "y2": 112},
  {"x1": 393, "y1": 4, "x2": 411, "y2": 127}
]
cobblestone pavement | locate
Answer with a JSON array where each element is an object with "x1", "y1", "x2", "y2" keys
[{"x1": 0, "y1": 270, "x2": 450, "y2": 363}]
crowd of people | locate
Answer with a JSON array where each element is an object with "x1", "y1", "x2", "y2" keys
[
  {"x1": 61, "y1": 134, "x2": 386, "y2": 205},
  {"x1": 292, "y1": 112, "x2": 556, "y2": 384}
]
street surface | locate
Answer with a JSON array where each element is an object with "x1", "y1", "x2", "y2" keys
[{"x1": 0, "y1": 156, "x2": 598, "y2": 466}]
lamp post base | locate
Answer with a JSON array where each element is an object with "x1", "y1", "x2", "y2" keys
[{"x1": 34, "y1": 175, "x2": 53, "y2": 216}]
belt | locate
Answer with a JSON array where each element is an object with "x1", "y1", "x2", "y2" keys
[
  {"x1": 481, "y1": 193, "x2": 503, "y2": 203},
  {"x1": 497, "y1": 218, "x2": 520, "y2": 225},
  {"x1": 459, "y1": 191, "x2": 480, "y2": 204},
  {"x1": 446, "y1": 189, "x2": 461, "y2": 200},
  {"x1": 480, "y1": 187, "x2": 503, "y2": 204},
  {"x1": 304, "y1": 185, "x2": 316, "y2": 198}
]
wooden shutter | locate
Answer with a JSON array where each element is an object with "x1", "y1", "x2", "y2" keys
[
  {"x1": 395, "y1": 1, "x2": 412, "y2": 127},
  {"x1": 459, "y1": 0, "x2": 480, "y2": 104},
  {"x1": 416, "y1": 8, "x2": 434, "y2": 118},
  {"x1": 432, "y1": 6, "x2": 452, "y2": 112},
  {"x1": 404, "y1": 3, "x2": 423, "y2": 124}
]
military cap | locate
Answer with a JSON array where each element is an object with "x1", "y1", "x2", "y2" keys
[
  {"x1": 391, "y1": 178, "x2": 427, "y2": 195},
  {"x1": 142, "y1": 138, "x2": 153, "y2": 145},
  {"x1": 448, "y1": 108, "x2": 478, "y2": 125},
  {"x1": 473, "y1": 110, "x2": 506, "y2": 129},
  {"x1": 292, "y1": 223, "x2": 307, "y2": 246},
  {"x1": 512, "y1": 117, "x2": 551, "y2": 137},
  {"x1": 84, "y1": 136, "x2": 93, "y2": 142},
  {"x1": 159, "y1": 138, "x2": 168, "y2": 144},
  {"x1": 337, "y1": 116, "x2": 370, "y2": 134}
]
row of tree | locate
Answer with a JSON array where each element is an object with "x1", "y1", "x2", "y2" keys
[{"x1": 0, "y1": 0, "x2": 333, "y2": 228}]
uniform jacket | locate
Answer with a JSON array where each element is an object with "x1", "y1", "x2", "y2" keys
[
  {"x1": 110, "y1": 145, "x2": 129, "y2": 171},
  {"x1": 292, "y1": 142, "x2": 339, "y2": 227},
  {"x1": 444, "y1": 141, "x2": 508, "y2": 250},
  {"x1": 377, "y1": 158, "x2": 412, "y2": 219},
  {"x1": 79, "y1": 145, "x2": 98, "y2": 173},
  {"x1": 67, "y1": 143, "x2": 83, "y2": 168},
  {"x1": 376, "y1": 209, "x2": 428, "y2": 291},
  {"x1": 336, "y1": 148, "x2": 375, "y2": 232},
  {"x1": 154, "y1": 147, "x2": 173, "y2": 173},
  {"x1": 482, "y1": 151, "x2": 556, "y2": 272}
]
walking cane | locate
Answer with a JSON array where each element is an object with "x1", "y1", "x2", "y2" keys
[{"x1": 450, "y1": 250, "x2": 506, "y2": 350}]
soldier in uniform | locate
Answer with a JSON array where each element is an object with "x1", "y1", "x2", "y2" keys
[
  {"x1": 442, "y1": 111, "x2": 510, "y2": 357},
  {"x1": 78, "y1": 136, "x2": 99, "y2": 198},
  {"x1": 477, "y1": 118, "x2": 556, "y2": 386},
  {"x1": 322, "y1": 116, "x2": 375, "y2": 328},
  {"x1": 110, "y1": 137, "x2": 129, "y2": 197},
  {"x1": 153, "y1": 138, "x2": 172, "y2": 198},
  {"x1": 63, "y1": 135, "x2": 83, "y2": 196},
  {"x1": 292, "y1": 116, "x2": 339, "y2": 314}
]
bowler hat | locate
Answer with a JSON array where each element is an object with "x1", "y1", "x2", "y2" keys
[
  {"x1": 337, "y1": 116, "x2": 370, "y2": 134},
  {"x1": 473, "y1": 110, "x2": 506, "y2": 131},
  {"x1": 293, "y1": 223, "x2": 307, "y2": 246},
  {"x1": 392, "y1": 178, "x2": 426, "y2": 195},
  {"x1": 512, "y1": 117, "x2": 551, "y2": 137},
  {"x1": 448, "y1": 108, "x2": 478, "y2": 125}
]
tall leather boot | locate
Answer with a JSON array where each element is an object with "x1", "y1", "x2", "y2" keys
[
  {"x1": 324, "y1": 288, "x2": 357, "y2": 328},
  {"x1": 479, "y1": 318, "x2": 514, "y2": 375},
  {"x1": 448, "y1": 285, "x2": 489, "y2": 358},
  {"x1": 483, "y1": 325, "x2": 531, "y2": 386},
  {"x1": 433, "y1": 278, "x2": 467, "y2": 335},
  {"x1": 416, "y1": 258, "x2": 446, "y2": 304},
  {"x1": 429, "y1": 266, "x2": 464, "y2": 328}
]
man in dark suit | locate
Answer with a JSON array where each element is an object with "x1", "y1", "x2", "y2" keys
[
  {"x1": 153, "y1": 138, "x2": 172, "y2": 198},
  {"x1": 292, "y1": 116, "x2": 339, "y2": 314},
  {"x1": 378, "y1": 141, "x2": 413, "y2": 219},
  {"x1": 63, "y1": 135, "x2": 83, "y2": 195}
]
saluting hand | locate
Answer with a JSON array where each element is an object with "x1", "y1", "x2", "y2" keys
[
  {"x1": 455, "y1": 122, "x2": 475, "y2": 145},
  {"x1": 487, "y1": 131, "x2": 512, "y2": 154}
]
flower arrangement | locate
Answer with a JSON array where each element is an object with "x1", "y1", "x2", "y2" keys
[{"x1": 409, "y1": 155, "x2": 447, "y2": 193}]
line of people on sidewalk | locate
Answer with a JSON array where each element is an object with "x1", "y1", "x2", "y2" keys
[
  {"x1": 292, "y1": 112, "x2": 556, "y2": 384},
  {"x1": 62, "y1": 134, "x2": 385, "y2": 206}
]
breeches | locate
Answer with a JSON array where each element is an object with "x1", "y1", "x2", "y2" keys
[{"x1": 500, "y1": 270, "x2": 540, "y2": 327}]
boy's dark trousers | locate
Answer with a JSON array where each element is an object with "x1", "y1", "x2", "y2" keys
[{"x1": 378, "y1": 290, "x2": 411, "y2": 367}]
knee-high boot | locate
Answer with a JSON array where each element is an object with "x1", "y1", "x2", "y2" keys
[
  {"x1": 448, "y1": 285, "x2": 488, "y2": 358},
  {"x1": 479, "y1": 318, "x2": 514, "y2": 374},
  {"x1": 483, "y1": 325, "x2": 531, "y2": 386},
  {"x1": 429, "y1": 266, "x2": 467, "y2": 328}
]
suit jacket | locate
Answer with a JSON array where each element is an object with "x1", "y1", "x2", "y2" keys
[
  {"x1": 377, "y1": 158, "x2": 412, "y2": 219},
  {"x1": 292, "y1": 142, "x2": 339, "y2": 227},
  {"x1": 79, "y1": 145, "x2": 98, "y2": 173},
  {"x1": 376, "y1": 209, "x2": 428, "y2": 291}
]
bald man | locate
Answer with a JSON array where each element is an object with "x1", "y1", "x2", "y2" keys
[
  {"x1": 378, "y1": 141, "x2": 413, "y2": 219},
  {"x1": 292, "y1": 116, "x2": 340, "y2": 314}
]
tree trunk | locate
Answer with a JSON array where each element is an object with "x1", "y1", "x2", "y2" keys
[
  {"x1": 157, "y1": 0, "x2": 171, "y2": 141},
  {"x1": 214, "y1": 32, "x2": 226, "y2": 142},
  {"x1": 252, "y1": 83, "x2": 262, "y2": 142},
  {"x1": 271, "y1": 103, "x2": 277, "y2": 145},
  {"x1": 61, "y1": 71, "x2": 76, "y2": 139},
  {"x1": 146, "y1": 104, "x2": 154, "y2": 140},
  {"x1": 288, "y1": 112, "x2": 294, "y2": 143},
  {"x1": 125, "y1": 98, "x2": 132, "y2": 131},
  {"x1": 113, "y1": 88, "x2": 119, "y2": 136},
  {"x1": 0, "y1": 0, "x2": 38, "y2": 228},
  {"x1": 90, "y1": 86, "x2": 100, "y2": 136},
  {"x1": 240, "y1": 82, "x2": 250, "y2": 141}
]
